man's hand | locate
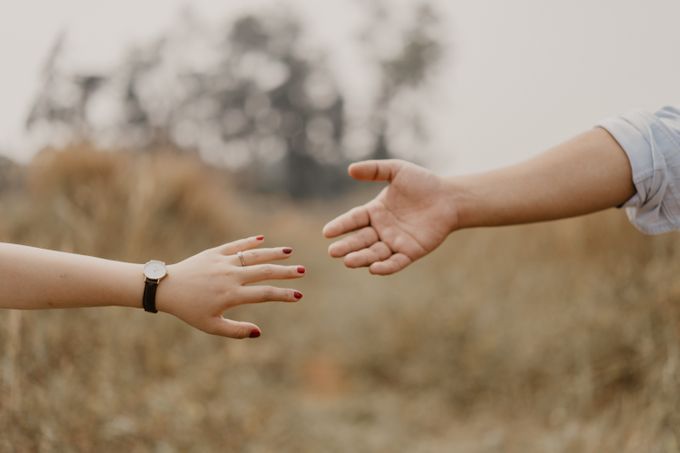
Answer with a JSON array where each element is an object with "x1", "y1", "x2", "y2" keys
[{"x1": 323, "y1": 160, "x2": 459, "y2": 275}]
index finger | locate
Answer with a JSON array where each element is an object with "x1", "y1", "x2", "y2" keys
[
  {"x1": 323, "y1": 206, "x2": 370, "y2": 239},
  {"x1": 216, "y1": 235, "x2": 265, "y2": 255}
]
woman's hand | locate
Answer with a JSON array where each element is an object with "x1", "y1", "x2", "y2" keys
[
  {"x1": 157, "y1": 236, "x2": 305, "y2": 339},
  {"x1": 323, "y1": 160, "x2": 459, "y2": 275}
]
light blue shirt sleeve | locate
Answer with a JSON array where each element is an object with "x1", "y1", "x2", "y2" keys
[{"x1": 598, "y1": 106, "x2": 680, "y2": 234}]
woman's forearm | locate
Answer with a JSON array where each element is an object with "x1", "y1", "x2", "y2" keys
[
  {"x1": 0, "y1": 243, "x2": 143, "y2": 310},
  {"x1": 451, "y1": 127, "x2": 636, "y2": 229},
  {"x1": 0, "y1": 238, "x2": 306, "y2": 338}
]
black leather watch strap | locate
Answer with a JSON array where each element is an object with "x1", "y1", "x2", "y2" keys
[{"x1": 142, "y1": 278, "x2": 159, "y2": 313}]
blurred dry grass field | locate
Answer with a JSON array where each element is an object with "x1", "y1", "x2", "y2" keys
[{"x1": 1, "y1": 147, "x2": 680, "y2": 452}]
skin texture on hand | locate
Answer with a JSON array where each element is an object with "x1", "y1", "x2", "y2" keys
[
  {"x1": 323, "y1": 160, "x2": 458, "y2": 275},
  {"x1": 159, "y1": 236, "x2": 305, "y2": 339}
]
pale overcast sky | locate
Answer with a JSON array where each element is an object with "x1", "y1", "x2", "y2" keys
[{"x1": 1, "y1": 0, "x2": 679, "y2": 173}]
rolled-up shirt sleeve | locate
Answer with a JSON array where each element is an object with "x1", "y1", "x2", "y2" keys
[{"x1": 598, "y1": 106, "x2": 680, "y2": 234}]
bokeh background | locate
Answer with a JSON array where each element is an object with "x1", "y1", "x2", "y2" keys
[{"x1": 2, "y1": 1, "x2": 680, "y2": 452}]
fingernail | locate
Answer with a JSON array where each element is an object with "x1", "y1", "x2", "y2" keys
[
  {"x1": 294, "y1": 291, "x2": 303, "y2": 300},
  {"x1": 256, "y1": 235, "x2": 265, "y2": 241},
  {"x1": 297, "y1": 266, "x2": 306, "y2": 274},
  {"x1": 249, "y1": 329, "x2": 261, "y2": 338},
  {"x1": 283, "y1": 248, "x2": 293, "y2": 254}
]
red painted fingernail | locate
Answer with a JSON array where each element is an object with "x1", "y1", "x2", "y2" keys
[
  {"x1": 249, "y1": 329, "x2": 261, "y2": 338},
  {"x1": 297, "y1": 266, "x2": 306, "y2": 274},
  {"x1": 283, "y1": 248, "x2": 293, "y2": 254},
  {"x1": 256, "y1": 235, "x2": 265, "y2": 241},
  {"x1": 294, "y1": 291, "x2": 303, "y2": 300}
]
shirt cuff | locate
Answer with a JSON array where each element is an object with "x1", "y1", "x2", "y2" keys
[
  {"x1": 597, "y1": 112, "x2": 656, "y2": 210},
  {"x1": 597, "y1": 107, "x2": 680, "y2": 235}
]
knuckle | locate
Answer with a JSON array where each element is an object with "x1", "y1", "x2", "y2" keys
[
  {"x1": 262, "y1": 287, "x2": 275, "y2": 300},
  {"x1": 221, "y1": 263, "x2": 237, "y2": 276},
  {"x1": 209, "y1": 281, "x2": 225, "y2": 297},
  {"x1": 344, "y1": 256, "x2": 358, "y2": 268},
  {"x1": 374, "y1": 246, "x2": 390, "y2": 259},
  {"x1": 222, "y1": 292, "x2": 236, "y2": 307},
  {"x1": 262, "y1": 265, "x2": 276, "y2": 277}
]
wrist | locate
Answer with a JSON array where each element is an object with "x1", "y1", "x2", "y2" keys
[
  {"x1": 154, "y1": 263, "x2": 177, "y2": 314},
  {"x1": 117, "y1": 261, "x2": 171, "y2": 312},
  {"x1": 442, "y1": 175, "x2": 478, "y2": 231},
  {"x1": 109, "y1": 262, "x2": 146, "y2": 309}
]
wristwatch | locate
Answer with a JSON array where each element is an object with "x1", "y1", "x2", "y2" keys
[{"x1": 142, "y1": 260, "x2": 167, "y2": 313}]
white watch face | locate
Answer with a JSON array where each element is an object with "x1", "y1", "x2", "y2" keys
[{"x1": 144, "y1": 260, "x2": 167, "y2": 280}]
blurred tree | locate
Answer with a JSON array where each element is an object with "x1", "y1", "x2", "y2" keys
[
  {"x1": 0, "y1": 155, "x2": 22, "y2": 194},
  {"x1": 26, "y1": 3, "x2": 444, "y2": 199},
  {"x1": 370, "y1": 2, "x2": 444, "y2": 161}
]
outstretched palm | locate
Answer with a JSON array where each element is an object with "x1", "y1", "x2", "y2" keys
[{"x1": 323, "y1": 160, "x2": 458, "y2": 275}]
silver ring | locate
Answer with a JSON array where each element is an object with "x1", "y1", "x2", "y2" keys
[{"x1": 237, "y1": 251, "x2": 247, "y2": 267}]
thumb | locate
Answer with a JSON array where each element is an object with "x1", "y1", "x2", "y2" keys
[
  {"x1": 348, "y1": 159, "x2": 404, "y2": 182},
  {"x1": 207, "y1": 317, "x2": 261, "y2": 339}
]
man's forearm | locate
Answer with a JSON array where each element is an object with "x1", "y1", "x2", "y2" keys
[
  {"x1": 450, "y1": 127, "x2": 636, "y2": 229},
  {"x1": 0, "y1": 243, "x2": 143, "y2": 310}
]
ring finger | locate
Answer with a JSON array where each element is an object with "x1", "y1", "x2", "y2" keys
[
  {"x1": 328, "y1": 226, "x2": 378, "y2": 258},
  {"x1": 344, "y1": 241, "x2": 392, "y2": 268}
]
